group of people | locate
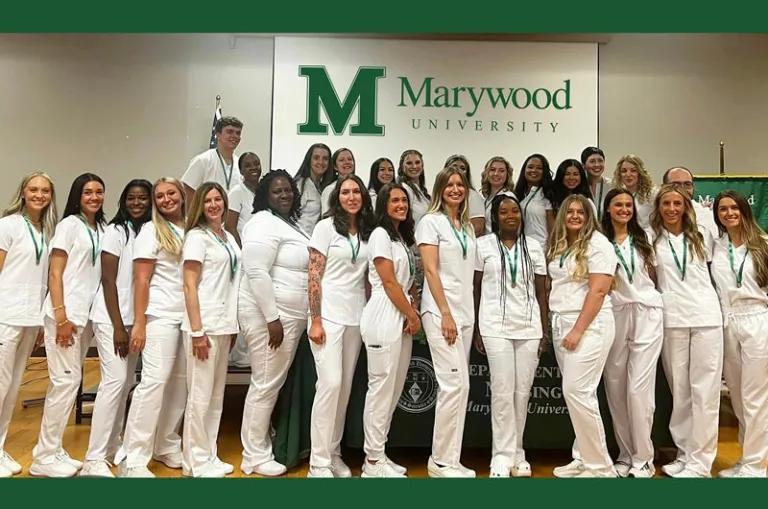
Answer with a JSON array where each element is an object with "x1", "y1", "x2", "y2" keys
[{"x1": 0, "y1": 115, "x2": 765, "y2": 480}]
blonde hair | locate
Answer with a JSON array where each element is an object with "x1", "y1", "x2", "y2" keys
[
  {"x1": 2, "y1": 172, "x2": 59, "y2": 240},
  {"x1": 612, "y1": 154, "x2": 654, "y2": 203},
  {"x1": 480, "y1": 156, "x2": 514, "y2": 197},
  {"x1": 426, "y1": 165, "x2": 472, "y2": 229},
  {"x1": 151, "y1": 177, "x2": 186, "y2": 259},
  {"x1": 650, "y1": 183, "x2": 707, "y2": 262},
  {"x1": 185, "y1": 182, "x2": 229, "y2": 233},
  {"x1": 547, "y1": 194, "x2": 602, "y2": 282}
]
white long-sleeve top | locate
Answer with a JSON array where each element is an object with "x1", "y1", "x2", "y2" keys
[{"x1": 239, "y1": 210, "x2": 310, "y2": 321}]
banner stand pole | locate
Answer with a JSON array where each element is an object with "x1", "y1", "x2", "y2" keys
[{"x1": 720, "y1": 141, "x2": 725, "y2": 175}]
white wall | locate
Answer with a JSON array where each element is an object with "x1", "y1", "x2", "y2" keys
[{"x1": 1, "y1": 33, "x2": 766, "y2": 214}]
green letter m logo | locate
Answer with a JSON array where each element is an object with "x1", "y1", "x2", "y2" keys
[{"x1": 298, "y1": 66, "x2": 386, "y2": 136}]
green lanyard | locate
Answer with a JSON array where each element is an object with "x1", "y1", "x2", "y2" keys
[
  {"x1": 271, "y1": 210, "x2": 310, "y2": 240},
  {"x1": 77, "y1": 215, "x2": 101, "y2": 266},
  {"x1": 23, "y1": 215, "x2": 45, "y2": 265},
  {"x1": 348, "y1": 234, "x2": 361, "y2": 264},
  {"x1": 559, "y1": 247, "x2": 572, "y2": 268},
  {"x1": 523, "y1": 187, "x2": 540, "y2": 217},
  {"x1": 503, "y1": 241, "x2": 519, "y2": 288},
  {"x1": 216, "y1": 148, "x2": 234, "y2": 190},
  {"x1": 444, "y1": 213, "x2": 468, "y2": 259},
  {"x1": 405, "y1": 243, "x2": 414, "y2": 277},
  {"x1": 728, "y1": 237, "x2": 749, "y2": 288},
  {"x1": 168, "y1": 221, "x2": 183, "y2": 242},
  {"x1": 613, "y1": 235, "x2": 635, "y2": 284},
  {"x1": 211, "y1": 230, "x2": 238, "y2": 281},
  {"x1": 595, "y1": 180, "x2": 605, "y2": 219},
  {"x1": 668, "y1": 236, "x2": 688, "y2": 281}
]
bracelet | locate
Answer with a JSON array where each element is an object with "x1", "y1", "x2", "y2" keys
[
  {"x1": 53, "y1": 305, "x2": 66, "y2": 312},
  {"x1": 57, "y1": 319, "x2": 69, "y2": 327},
  {"x1": 190, "y1": 329, "x2": 205, "y2": 338}
]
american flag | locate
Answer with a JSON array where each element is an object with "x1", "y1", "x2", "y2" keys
[{"x1": 208, "y1": 101, "x2": 222, "y2": 149}]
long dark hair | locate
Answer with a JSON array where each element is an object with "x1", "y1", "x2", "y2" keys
[
  {"x1": 368, "y1": 157, "x2": 394, "y2": 194},
  {"x1": 490, "y1": 192, "x2": 536, "y2": 327},
  {"x1": 63, "y1": 173, "x2": 107, "y2": 225},
  {"x1": 109, "y1": 179, "x2": 153, "y2": 241},
  {"x1": 513, "y1": 153, "x2": 556, "y2": 208},
  {"x1": 714, "y1": 189, "x2": 768, "y2": 288},
  {"x1": 326, "y1": 174, "x2": 375, "y2": 242},
  {"x1": 294, "y1": 143, "x2": 333, "y2": 195},
  {"x1": 253, "y1": 169, "x2": 302, "y2": 222},
  {"x1": 375, "y1": 183, "x2": 415, "y2": 247},
  {"x1": 552, "y1": 159, "x2": 593, "y2": 213},
  {"x1": 600, "y1": 188, "x2": 655, "y2": 275}
]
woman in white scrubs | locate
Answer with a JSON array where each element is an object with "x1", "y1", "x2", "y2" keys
[
  {"x1": 366, "y1": 157, "x2": 395, "y2": 206},
  {"x1": 512, "y1": 154, "x2": 557, "y2": 250},
  {"x1": 397, "y1": 149, "x2": 430, "y2": 226},
  {"x1": 600, "y1": 188, "x2": 664, "y2": 478},
  {"x1": 295, "y1": 143, "x2": 333, "y2": 235},
  {"x1": 307, "y1": 174, "x2": 375, "y2": 477},
  {"x1": 650, "y1": 183, "x2": 723, "y2": 478},
  {"x1": 239, "y1": 170, "x2": 309, "y2": 477},
  {"x1": 82, "y1": 179, "x2": 152, "y2": 477},
  {"x1": 547, "y1": 194, "x2": 618, "y2": 478},
  {"x1": 473, "y1": 192, "x2": 549, "y2": 478},
  {"x1": 611, "y1": 155, "x2": 657, "y2": 229},
  {"x1": 417, "y1": 165, "x2": 477, "y2": 478},
  {"x1": 0, "y1": 172, "x2": 57, "y2": 478},
  {"x1": 360, "y1": 183, "x2": 419, "y2": 478},
  {"x1": 444, "y1": 154, "x2": 488, "y2": 237},
  {"x1": 321, "y1": 148, "x2": 356, "y2": 214},
  {"x1": 711, "y1": 190, "x2": 768, "y2": 478},
  {"x1": 115, "y1": 177, "x2": 188, "y2": 478},
  {"x1": 30, "y1": 173, "x2": 106, "y2": 478},
  {"x1": 480, "y1": 156, "x2": 514, "y2": 234},
  {"x1": 181, "y1": 181, "x2": 241, "y2": 477},
  {"x1": 581, "y1": 146, "x2": 612, "y2": 221}
]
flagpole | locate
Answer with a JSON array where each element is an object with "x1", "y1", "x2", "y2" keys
[
  {"x1": 216, "y1": 94, "x2": 221, "y2": 109},
  {"x1": 719, "y1": 141, "x2": 725, "y2": 175}
]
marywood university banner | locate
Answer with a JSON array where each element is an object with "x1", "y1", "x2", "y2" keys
[
  {"x1": 694, "y1": 175, "x2": 768, "y2": 231},
  {"x1": 270, "y1": 36, "x2": 599, "y2": 185}
]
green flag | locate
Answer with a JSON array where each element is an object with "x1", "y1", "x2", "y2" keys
[{"x1": 693, "y1": 175, "x2": 768, "y2": 231}]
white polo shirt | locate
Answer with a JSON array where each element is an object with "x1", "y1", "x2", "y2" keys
[
  {"x1": 416, "y1": 212, "x2": 477, "y2": 327},
  {"x1": 475, "y1": 235, "x2": 547, "y2": 339},
  {"x1": 711, "y1": 234, "x2": 768, "y2": 312},
  {"x1": 90, "y1": 223, "x2": 137, "y2": 326},
  {"x1": 0, "y1": 214, "x2": 50, "y2": 327},
  {"x1": 240, "y1": 210, "x2": 310, "y2": 322},
  {"x1": 133, "y1": 221, "x2": 186, "y2": 323},
  {"x1": 309, "y1": 217, "x2": 369, "y2": 326},
  {"x1": 653, "y1": 226, "x2": 722, "y2": 328},
  {"x1": 227, "y1": 183, "x2": 256, "y2": 238},
  {"x1": 548, "y1": 231, "x2": 618, "y2": 315},
  {"x1": 520, "y1": 186, "x2": 553, "y2": 248},
  {"x1": 181, "y1": 148, "x2": 241, "y2": 192},
  {"x1": 296, "y1": 177, "x2": 324, "y2": 236},
  {"x1": 608, "y1": 231, "x2": 663, "y2": 309},
  {"x1": 181, "y1": 228, "x2": 241, "y2": 335}
]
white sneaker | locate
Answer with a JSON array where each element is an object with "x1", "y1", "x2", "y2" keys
[
  {"x1": 427, "y1": 456, "x2": 474, "y2": 478},
  {"x1": 490, "y1": 464, "x2": 511, "y2": 477},
  {"x1": 245, "y1": 459, "x2": 286, "y2": 477},
  {"x1": 661, "y1": 460, "x2": 685, "y2": 477},
  {"x1": 117, "y1": 464, "x2": 155, "y2": 478},
  {"x1": 80, "y1": 460, "x2": 114, "y2": 477},
  {"x1": 361, "y1": 460, "x2": 407, "y2": 478},
  {"x1": 184, "y1": 464, "x2": 226, "y2": 478},
  {"x1": 614, "y1": 461, "x2": 631, "y2": 478},
  {"x1": 628, "y1": 463, "x2": 655, "y2": 478},
  {"x1": 675, "y1": 468, "x2": 703, "y2": 478},
  {"x1": 553, "y1": 459, "x2": 585, "y2": 478},
  {"x1": 0, "y1": 451, "x2": 22, "y2": 475},
  {"x1": 153, "y1": 452, "x2": 182, "y2": 469},
  {"x1": 213, "y1": 457, "x2": 234, "y2": 475},
  {"x1": 731, "y1": 466, "x2": 767, "y2": 478},
  {"x1": 0, "y1": 463, "x2": 12, "y2": 478},
  {"x1": 55, "y1": 449, "x2": 83, "y2": 470},
  {"x1": 331, "y1": 455, "x2": 352, "y2": 478},
  {"x1": 308, "y1": 466, "x2": 335, "y2": 478},
  {"x1": 30, "y1": 459, "x2": 78, "y2": 478},
  {"x1": 574, "y1": 469, "x2": 618, "y2": 478},
  {"x1": 511, "y1": 460, "x2": 532, "y2": 478},
  {"x1": 718, "y1": 464, "x2": 742, "y2": 478},
  {"x1": 385, "y1": 455, "x2": 407, "y2": 475}
]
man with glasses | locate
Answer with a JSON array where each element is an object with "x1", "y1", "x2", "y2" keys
[{"x1": 662, "y1": 167, "x2": 718, "y2": 237}]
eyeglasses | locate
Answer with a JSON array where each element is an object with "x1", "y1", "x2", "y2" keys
[{"x1": 669, "y1": 181, "x2": 694, "y2": 189}]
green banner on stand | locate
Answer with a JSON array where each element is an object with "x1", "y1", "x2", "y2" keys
[{"x1": 693, "y1": 174, "x2": 768, "y2": 231}]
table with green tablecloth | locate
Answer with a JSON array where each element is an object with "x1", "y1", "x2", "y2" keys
[{"x1": 270, "y1": 330, "x2": 674, "y2": 468}]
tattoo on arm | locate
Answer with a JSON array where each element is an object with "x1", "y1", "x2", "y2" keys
[{"x1": 308, "y1": 249, "x2": 326, "y2": 318}]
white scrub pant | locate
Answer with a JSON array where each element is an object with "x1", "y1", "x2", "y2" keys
[
  {"x1": 0, "y1": 324, "x2": 38, "y2": 453},
  {"x1": 362, "y1": 331, "x2": 412, "y2": 462},
  {"x1": 239, "y1": 305, "x2": 306, "y2": 470},
  {"x1": 309, "y1": 320, "x2": 362, "y2": 468},
  {"x1": 114, "y1": 317, "x2": 187, "y2": 469},
  {"x1": 32, "y1": 317, "x2": 93, "y2": 464},
  {"x1": 661, "y1": 325, "x2": 723, "y2": 477},
  {"x1": 722, "y1": 306, "x2": 768, "y2": 477},
  {"x1": 482, "y1": 336, "x2": 539, "y2": 469},
  {"x1": 229, "y1": 332, "x2": 250, "y2": 368},
  {"x1": 604, "y1": 304, "x2": 664, "y2": 469},
  {"x1": 552, "y1": 310, "x2": 615, "y2": 476},
  {"x1": 423, "y1": 312, "x2": 472, "y2": 468},
  {"x1": 85, "y1": 323, "x2": 139, "y2": 462},
  {"x1": 182, "y1": 333, "x2": 231, "y2": 476}
]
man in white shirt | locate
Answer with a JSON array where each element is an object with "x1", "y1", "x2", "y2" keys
[
  {"x1": 663, "y1": 166, "x2": 718, "y2": 237},
  {"x1": 181, "y1": 116, "x2": 244, "y2": 206}
]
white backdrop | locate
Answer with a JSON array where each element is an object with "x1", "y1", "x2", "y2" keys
[{"x1": 271, "y1": 36, "x2": 598, "y2": 187}]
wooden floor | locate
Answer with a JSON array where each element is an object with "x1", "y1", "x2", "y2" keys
[{"x1": 5, "y1": 356, "x2": 744, "y2": 478}]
